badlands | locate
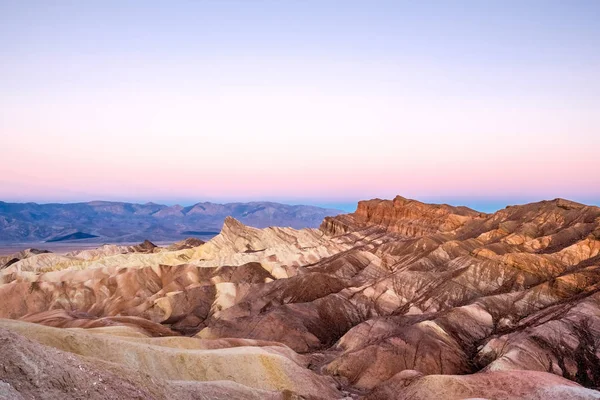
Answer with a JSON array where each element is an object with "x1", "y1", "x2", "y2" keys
[{"x1": 1, "y1": 196, "x2": 600, "y2": 399}]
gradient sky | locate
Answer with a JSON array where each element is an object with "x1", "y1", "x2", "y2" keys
[{"x1": 1, "y1": 1, "x2": 599, "y2": 212}]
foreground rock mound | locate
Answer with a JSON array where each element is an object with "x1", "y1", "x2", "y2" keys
[
  {"x1": 0, "y1": 323, "x2": 297, "y2": 400},
  {"x1": 365, "y1": 370, "x2": 600, "y2": 400},
  {"x1": 0, "y1": 319, "x2": 338, "y2": 399},
  {"x1": 1, "y1": 196, "x2": 600, "y2": 399}
]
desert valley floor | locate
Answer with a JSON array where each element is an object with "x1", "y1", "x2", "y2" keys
[{"x1": 1, "y1": 196, "x2": 600, "y2": 399}]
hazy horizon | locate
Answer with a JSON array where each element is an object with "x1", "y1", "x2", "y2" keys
[
  {"x1": 2, "y1": 194, "x2": 599, "y2": 214},
  {"x1": 2, "y1": 1, "x2": 599, "y2": 208}
]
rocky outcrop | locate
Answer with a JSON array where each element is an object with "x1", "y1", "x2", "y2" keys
[
  {"x1": 0, "y1": 248, "x2": 50, "y2": 269},
  {"x1": 321, "y1": 195, "x2": 486, "y2": 237},
  {"x1": 167, "y1": 237, "x2": 205, "y2": 250},
  {"x1": 65, "y1": 239, "x2": 159, "y2": 261}
]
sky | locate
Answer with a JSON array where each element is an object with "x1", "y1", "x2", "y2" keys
[{"x1": 1, "y1": 1, "x2": 599, "y2": 213}]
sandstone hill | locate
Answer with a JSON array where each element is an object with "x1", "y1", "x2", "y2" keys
[{"x1": 1, "y1": 196, "x2": 600, "y2": 399}]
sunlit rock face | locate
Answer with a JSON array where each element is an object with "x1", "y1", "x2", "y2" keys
[
  {"x1": 321, "y1": 195, "x2": 486, "y2": 238},
  {"x1": 1, "y1": 196, "x2": 600, "y2": 399}
]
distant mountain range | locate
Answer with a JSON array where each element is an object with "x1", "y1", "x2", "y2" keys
[{"x1": 0, "y1": 200, "x2": 342, "y2": 243}]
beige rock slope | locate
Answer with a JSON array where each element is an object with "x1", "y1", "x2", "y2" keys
[
  {"x1": 1, "y1": 196, "x2": 600, "y2": 399},
  {"x1": 0, "y1": 319, "x2": 339, "y2": 399},
  {"x1": 0, "y1": 323, "x2": 298, "y2": 400},
  {"x1": 1, "y1": 217, "x2": 347, "y2": 279},
  {"x1": 0, "y1": 248, "x2": 50, "y2": 269}
]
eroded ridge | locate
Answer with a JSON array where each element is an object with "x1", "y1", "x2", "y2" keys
[{"x1": 1, "y1": 196, "x2": 600, "y2": 399}]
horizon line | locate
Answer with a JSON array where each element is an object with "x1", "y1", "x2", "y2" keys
[{"x1": 2, "y1": 195, "x2": 600, "y2": 214}]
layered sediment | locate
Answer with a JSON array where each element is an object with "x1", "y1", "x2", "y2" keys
[{"x1": 1, "y1": 196, "x2": 600, "y2": 399}]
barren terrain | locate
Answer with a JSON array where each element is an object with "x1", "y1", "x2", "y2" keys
[{"x1": 1, "y1": 196, "x2": 600, "y2": 399}]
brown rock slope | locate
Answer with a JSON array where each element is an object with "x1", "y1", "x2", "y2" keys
[{"x1": 0, "y1": 196, "x2": 600, "y2": 399}]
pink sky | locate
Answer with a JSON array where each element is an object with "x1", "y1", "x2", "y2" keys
[{"x1": 1, "y1": 2, "x2": 599, "y2": 207}]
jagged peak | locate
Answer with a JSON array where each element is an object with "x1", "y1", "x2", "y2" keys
[
  {"x1": 223, "y1": 216, "x2": 246, "y2": 229},
  {"x1": 220, "y1": 216, "x2": 257, "y2": 240},
  {"x1": 392, "y1": 195, "x2": 409, "y2": 203},
  {"x1": 139, "y1": 239, "x2": 157, "y2": 248}
]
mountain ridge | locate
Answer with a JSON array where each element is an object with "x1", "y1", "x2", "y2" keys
[{"x1": 0, "y1": 199, "x2": 342, "y2": 243}]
